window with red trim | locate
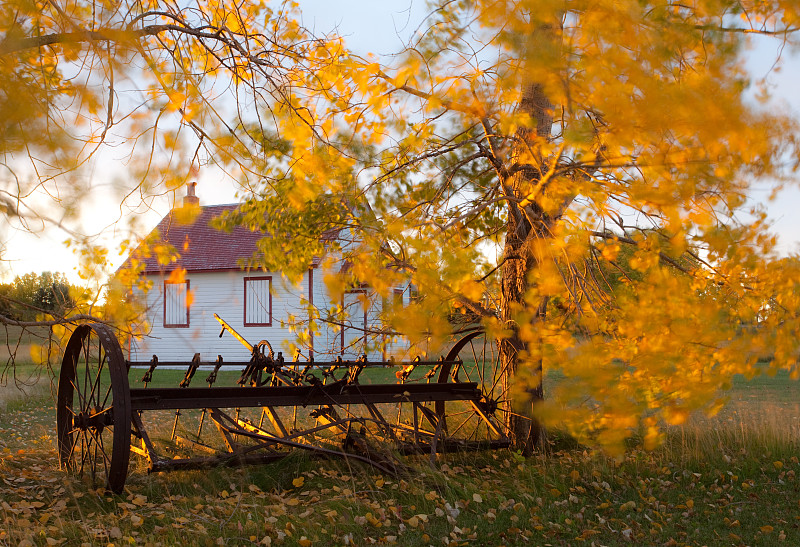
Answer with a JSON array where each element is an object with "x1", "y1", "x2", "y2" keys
[
  {"x1": 164, "y1": 281, "x2": 190, "y2": 328},
  {"x1": 244, "y1": 276, "x2": 272, "y2": 326},
  {"x1": 393, "y1": 288, "x2": 404, "y2": 308}
]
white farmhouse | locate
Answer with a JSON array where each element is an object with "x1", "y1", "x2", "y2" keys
[{"x1": 123, "y1": 184, "x2": 409, "y2": 364}]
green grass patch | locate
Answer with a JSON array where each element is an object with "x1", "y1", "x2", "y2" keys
[
  {"x1": 2, "y1": 361, "x2": 800, "y2": 545},
  {"x1": 125, "y1": 359, "x2": 483, "y2": 389},
  {"x1": 0, "y1": 324, "x2": 53, "y2": 345},
  {"x1": 2, "y1": 408, "x2": 800, "y2": 546}
]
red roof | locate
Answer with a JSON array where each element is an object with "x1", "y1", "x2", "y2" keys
[
  {"x1": 125, "y1": 205, "x2": 261, "y2": 274},
  {"x1": 123, "y1": 204, "x2": 337, "y2": 275}
]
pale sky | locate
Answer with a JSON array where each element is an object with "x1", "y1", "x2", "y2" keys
[{"x1": 2, "y1": 3, "x2": 799, "y2": 284}]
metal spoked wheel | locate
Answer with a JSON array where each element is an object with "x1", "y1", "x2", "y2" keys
[
  {"x1": 394, "y1": 330, "x2": 512, "y2": 450},
  {"x1": 57, "y1": 323, "x2": 131, "y2": 493},
  {"x1": 439, "y1": 331, "x2": 512, "y2": 446}
]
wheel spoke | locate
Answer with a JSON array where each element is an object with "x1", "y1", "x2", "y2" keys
[
  {"x1": 82, "y1": 335, "x2": 91, "y2": 409},
  {"x1": 96, "y1": 341, "x2": 108, "y2": 406},
  {"x1": 87, "y1": 354, "x2": 105, "y2": 410},
  {"x1": 101, "y1": 436, "x2": 110, "y2": 478},
  {"x1": 447, "y1": 409, "x2": 478, "y2": 439},
  {"x1": 91, "y1": 434, "x2": 99, "y2": 481},
  {"x1": 69, "y1": 374, "x2": 87, "y2": 412},
  {"x1": 470, "y1": 340, "x2": 483, "y2": 387},
  {"x1": 96, "y1": 428, "x2": 113, "y2": 469},
  {"x1": 78, "y1": 430, "x2": 88, "y2": 475},
  {"x1": 65, "y1": 432, "x2": 78, "y2": 467},
  {"x1": 100, "y1": 383, "x2": 113, "y2": 409},
  {"x1": 496, "y1": 407, "x2": 534, "y2": 421},
  {"x1": 490, "y1": 356, "x2": 509, "y2": 394},
  {"x1": 90, "y1": 406, "x2": 113, "y2": 419}
]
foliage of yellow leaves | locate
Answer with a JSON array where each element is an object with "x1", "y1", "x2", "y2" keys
[{"x1": 8, "y1": 0, "x2": 797, "y2": 459}]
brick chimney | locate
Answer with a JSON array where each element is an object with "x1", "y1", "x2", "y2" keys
[{"x1": 183, "y1": 181, "x2": 199, "y2": 207}]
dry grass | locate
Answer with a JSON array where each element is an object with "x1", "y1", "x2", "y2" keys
[
  {"x1": 0, "y1": 364, "x2": 52, "y2": 412},
  {"x1": 1, "y1": 360, "x2": 800, "y2": 545},
  {"x1": 2, "y1": 396, "x2": 800, "y2": 546},
  {"x1": 0, "y1": 325, "x2": 56, "y2": 411}
]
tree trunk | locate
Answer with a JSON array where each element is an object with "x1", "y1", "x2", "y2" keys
[
  {"x1": 500, "y1": 226, "x2": 548, "y2": 454},
  {"x1": 499, "y1": 81, "x2": 554, "y2": 454}
]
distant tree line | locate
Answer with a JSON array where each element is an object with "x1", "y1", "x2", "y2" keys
[{"x1": 0, "y1": 272, "x2": 75, "y2": 322}]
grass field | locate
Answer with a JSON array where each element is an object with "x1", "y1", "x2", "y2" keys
[
  {"x1": 0, "y1": 325, "x2": 57, "y2": 413},
  {"x1": 2, "y1": 352, "x2": 800, "y2": 545}
]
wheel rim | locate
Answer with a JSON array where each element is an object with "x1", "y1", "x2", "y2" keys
[
  {"x1": 440, "y1": 331, "x2": 511, "y2": 445},
  {"x1": 57, "y1": 323, "x2": 131, "y2": 493},
  {"x1": 392, "y1": 330, "x2": 511, "y2": 450}
]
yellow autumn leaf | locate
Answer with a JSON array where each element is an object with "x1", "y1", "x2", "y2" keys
[
  {"x1": 601, "y1": 242, "x2": 621, "y2": 261},
  {"x1": 166, "y1": 268, "x2": 187, "y2": 285},
  {"x1": 131, "y1": 495, "x2": 147, "y2": 506},
  {"x1": 292, "y1": 476, "x2": 305, "y2": 488},
  {"x1": 664, "y1": 408, "x2": 688, "y2": 426},
  {"x1": 460, "y1": 280, "x2": 484, "y2": 302}
]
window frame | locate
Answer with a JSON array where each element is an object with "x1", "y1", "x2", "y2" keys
[
  {"x1": 163, "y1": 280, "x2": 190, "y2": 328},
  {"x1": 392, "y1": 288, "x2": 404, "y2": 308},
  {"x1": 243, "y1": 276, "x2": 273, "y2": 327},
  {"x1": 341, "y1": 286, "x2": 368, "y2": 355}
]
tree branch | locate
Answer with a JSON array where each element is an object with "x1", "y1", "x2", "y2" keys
[
  {"x1": 589, "y1": 230, "x2": 692, "y2": 274},
  {"x1": 0, "y1": 26, "x2": 171, "y2": 56},
  {"x1": 0, "y1": 313, "x2": 103, "y2": 327}
]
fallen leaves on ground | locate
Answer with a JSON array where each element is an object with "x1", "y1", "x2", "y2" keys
[{"x1": 3, "y1": 398, "x2": 800, "y2": 545}]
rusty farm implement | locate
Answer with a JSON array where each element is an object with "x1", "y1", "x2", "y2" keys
[{"x1": 56, "y1": 316, "x2": 513, "y2": 493}]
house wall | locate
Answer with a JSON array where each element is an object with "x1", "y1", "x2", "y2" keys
[
  {"x1": 130, "y1": 270, "x2": 305, "y2": 362},
  {"x1": 129, "y1": 268, "x2": 404, "y2": 363}
]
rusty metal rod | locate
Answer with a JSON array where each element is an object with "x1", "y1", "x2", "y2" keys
[{"x1": 129, "y1": 382, "x2": 482, "y2": 411}]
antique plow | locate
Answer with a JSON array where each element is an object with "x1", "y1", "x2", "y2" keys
[{"x1": 57, "y1": 317, "x2": 512, "y2": 493}]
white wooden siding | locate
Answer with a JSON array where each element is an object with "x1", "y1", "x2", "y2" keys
[
  {"x1": 130, "y1": 271, "x2": 307, "y2": 362},
  {"x1": 129, "y1": 265, "x2": 411, "y2": 364}
]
